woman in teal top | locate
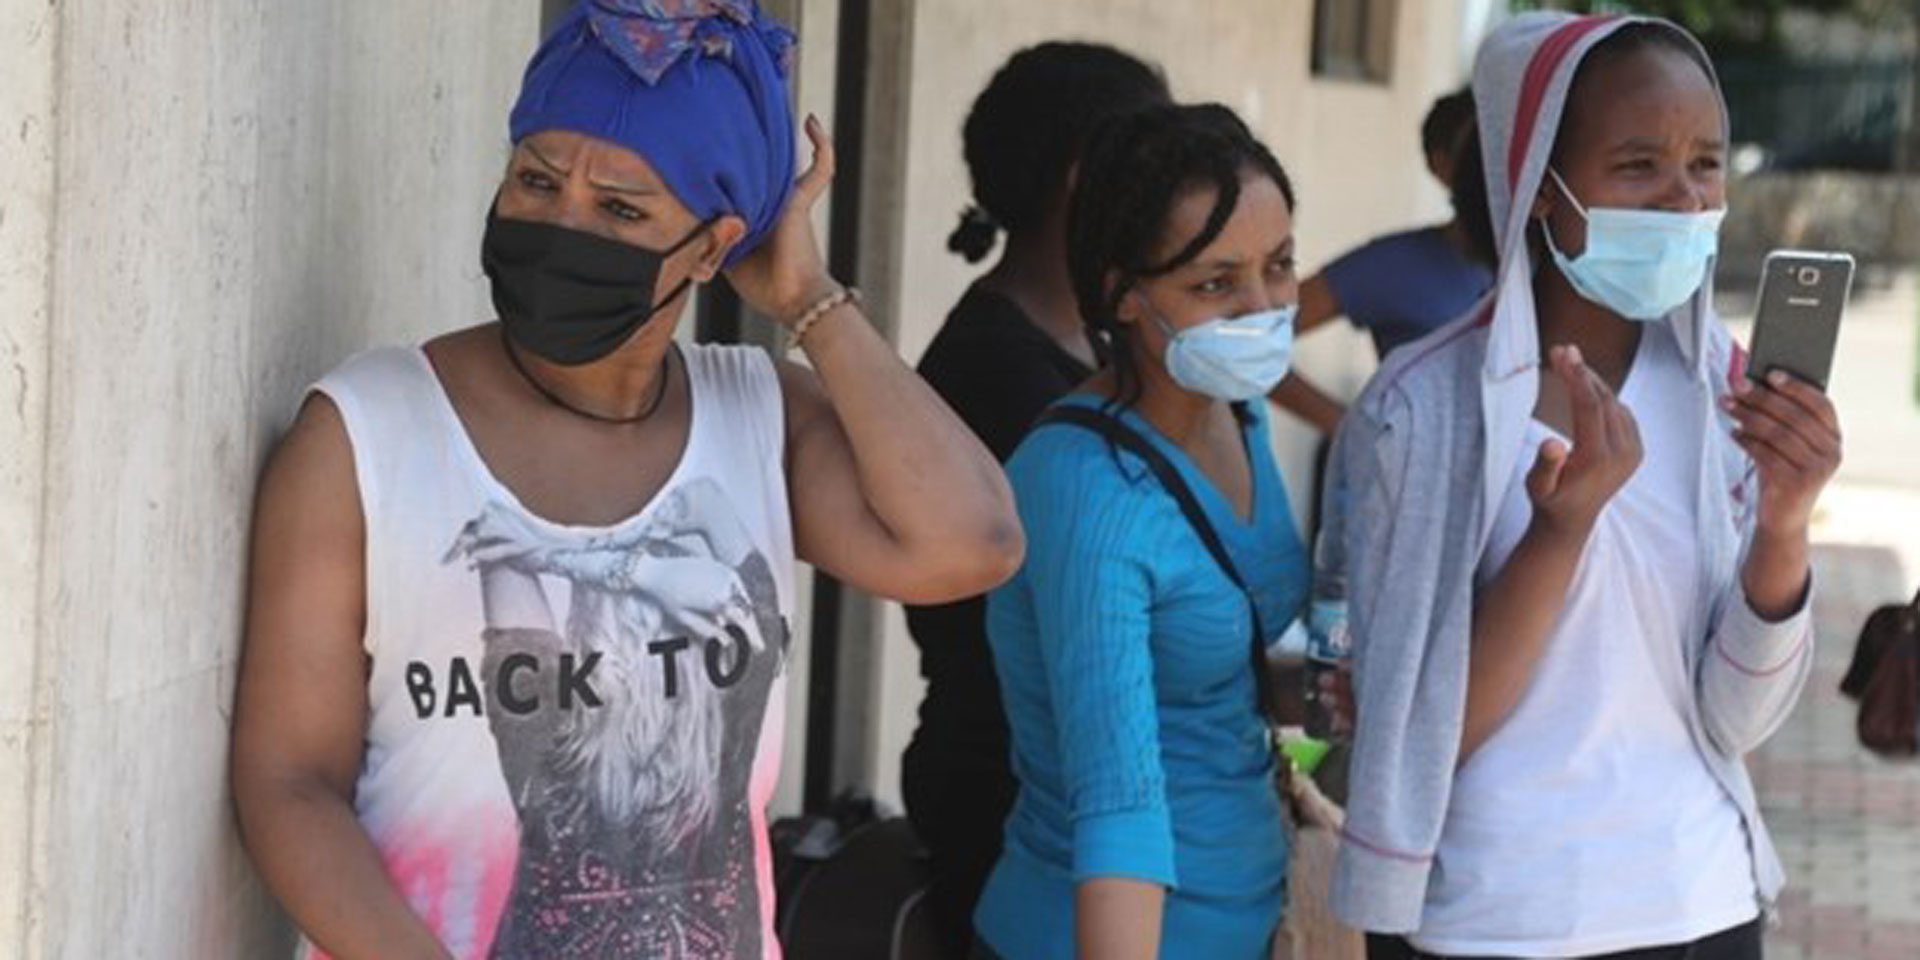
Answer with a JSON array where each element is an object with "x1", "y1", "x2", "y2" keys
[{"x1": 975, "y1": 103, "x2": 1310, "y2": 960}]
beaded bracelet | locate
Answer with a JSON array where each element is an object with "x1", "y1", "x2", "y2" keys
[{"x1": 789, "y1": 286, "x2": 860, "y2": 349}]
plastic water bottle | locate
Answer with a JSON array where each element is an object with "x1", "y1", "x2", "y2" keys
[{"x1": 1306, "y1": 478, "x2": 1351, "y2": 741}]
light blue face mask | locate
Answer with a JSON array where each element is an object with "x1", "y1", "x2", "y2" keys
[
  {"x1": 1542, "y1": 168, "x2": 1726, "y2": 321},
  {"x1": 1140, "y1": 294, "x2": 1298, "y2": 401}
]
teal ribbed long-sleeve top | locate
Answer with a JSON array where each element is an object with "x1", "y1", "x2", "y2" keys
[{"x1": 974, "y1": 395, "x2": 1309, "y2": 960}]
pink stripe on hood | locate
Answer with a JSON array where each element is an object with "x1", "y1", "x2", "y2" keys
[{"x1": 1506, "y1": 16, "x2": 1618, "y2": 186}]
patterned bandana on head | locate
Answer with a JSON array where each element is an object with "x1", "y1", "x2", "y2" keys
[{"x1": 509, "y1": 0, "x2": 798, "y2": 265}]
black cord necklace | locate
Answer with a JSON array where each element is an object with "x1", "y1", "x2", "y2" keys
[{"x1": 499, "y1": 327, "x2": 671, "y2": 425}]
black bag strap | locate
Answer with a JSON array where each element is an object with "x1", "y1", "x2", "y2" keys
[{"x1": 1035, "y1": 405, "x2": 1276, "y2": 729}]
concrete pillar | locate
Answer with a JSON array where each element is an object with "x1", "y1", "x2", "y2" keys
[
  {"x1": 0, "y1": 0, "x2": 59, "y2": 954},
  {"x1": 0, "y1": 3, "x2": 538, "y2": 955}
]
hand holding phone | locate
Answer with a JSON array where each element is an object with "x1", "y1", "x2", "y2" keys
[
  {"x1": 1746, "y1": 249, "x2": 1853, "y2": 390},
  {"x1": 1725, "y1": 368, "x2": 1842, "y2": 529}
]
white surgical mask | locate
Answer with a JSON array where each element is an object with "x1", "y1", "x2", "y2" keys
[
  {"x1": 1141, "y1": 294, "x2": 1297, "y2": 401},
  {"x1": 1543, "y1": 168, "x2": 1725, "y2": 321}
]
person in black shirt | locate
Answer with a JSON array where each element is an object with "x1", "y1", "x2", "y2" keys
[{"x1": 904, "y1": 41, "x2": 1170, "y2": 957}]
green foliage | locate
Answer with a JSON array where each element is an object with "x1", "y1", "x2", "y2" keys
[{"x1": 1511, "y1": 0, "x2": 1872, "y2": 57}]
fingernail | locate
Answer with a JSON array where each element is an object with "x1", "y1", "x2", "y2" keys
[
  {"x1": 1733, "y1": 378, "x2": 1751, "y2": 396},
  {"x1": 1567, "y1": 345, "x2": 1584, "y2": 365},
  {"x1": 1768, "y1": 370, "x2": 1788, "y2": 386}
]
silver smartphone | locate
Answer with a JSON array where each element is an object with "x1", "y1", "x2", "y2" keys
[{"x1": 1747, "y1": 249, "x2": 1854, "y2": 391}]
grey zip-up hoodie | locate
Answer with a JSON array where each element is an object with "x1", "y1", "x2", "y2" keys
[{"x1": 1327, "y1": 12, "x2": 1816, "y2": 934}]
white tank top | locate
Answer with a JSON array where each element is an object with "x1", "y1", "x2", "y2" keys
[{"x1": 298, "y1": 343, "x2": 795, "y2": 960}]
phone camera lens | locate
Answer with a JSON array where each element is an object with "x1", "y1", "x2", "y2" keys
[{"x1": 1797, "y1": 266, "x2": 1822, "y2": 286}]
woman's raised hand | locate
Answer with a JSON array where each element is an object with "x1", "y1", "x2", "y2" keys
[
  {"x1": 1725, "y1": 370, "x2": 1842, "y2": 537},
  {"x1": 725, "y1": 114, "x2": 842, "y2": 324},
  {"x1": 1527, "y1": 345, "x2": 1644, "y2": 536}
]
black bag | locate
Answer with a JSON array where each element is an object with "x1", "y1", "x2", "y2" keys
[
  {"x1": 771, "y1": 796, "x2": 944, "y2": 960},
  {"x1": 1839, "y1": 587, "x2": 1920, "y2": 757}
]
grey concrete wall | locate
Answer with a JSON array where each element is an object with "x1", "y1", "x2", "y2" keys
[
  {"x1": 1, "y1": 2, "x2": 537, "y2": 956},
  {"x1": 1, "y1": 0, "x2": 60, "y2": 955}
]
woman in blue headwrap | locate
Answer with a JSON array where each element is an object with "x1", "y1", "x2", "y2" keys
[{"x1": 229, "y1": 4, "x2": 1022, "y2": 959}]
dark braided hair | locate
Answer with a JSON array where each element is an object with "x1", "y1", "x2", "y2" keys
[
  {"x1": 1067, "y1": 102, "x2": 1295, "y2": 412},
  {"x1": 1422, "y1": 87, "x2": 1476, "y2": 161},
  {"x1": 948, "y1": 42, "x2": 1170, "y2": 263},
  {"x1": 1454, "y1": 122, "x2": 1497, "y2": 267}
]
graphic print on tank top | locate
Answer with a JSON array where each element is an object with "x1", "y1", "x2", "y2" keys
[{"x1": 440, "y1": 476, "x2": 791, "y2": 960}]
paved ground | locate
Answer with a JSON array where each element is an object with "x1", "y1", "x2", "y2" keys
[
  {"x1": 1751, "y1": 544, "x2": 1920, "y2": 960},
  {"x1": 1735, "y1": 268, "x2": 1920, "y2": 959}
]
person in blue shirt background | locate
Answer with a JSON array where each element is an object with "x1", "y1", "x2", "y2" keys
[
  {"x1": 973, "y1": 102, "x2": 1311, "y2": 960},
  {"x1": 1269, "y1": 88, "x2": 1493, "y2": 435}
]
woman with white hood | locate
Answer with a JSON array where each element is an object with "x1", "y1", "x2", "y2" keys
[{"x1": 1328, "y1": 13, "x2": 1840, "y2": 959}]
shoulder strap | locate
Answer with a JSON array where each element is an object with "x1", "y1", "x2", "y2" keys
[{"x1": 1035, "y1": 405, "x2": 1276, "y2": 726}]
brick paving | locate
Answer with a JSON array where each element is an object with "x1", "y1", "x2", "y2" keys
[
  {"x1": 1750, "y1": 543, "x2": 1920, "y2": 960},
  {"x1": 1725, "y1": 265, "x2": 1920, "y2": 960}
]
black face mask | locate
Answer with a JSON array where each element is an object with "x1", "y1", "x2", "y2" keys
[{"x1": 481, "y1": 206, "x2": 709, "y2": 366}]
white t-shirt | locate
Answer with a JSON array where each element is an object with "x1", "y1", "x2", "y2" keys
[
  {"x1": 1413, "y1": 325, "x2": 1759, "y2": 957},
  {"x1": 297, "y1": 343, "x2": 796, "y2": 960}
]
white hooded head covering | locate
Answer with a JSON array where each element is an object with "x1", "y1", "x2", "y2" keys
[{"x1": 1470, "y1": 10, "x2": 1731, "y2": 539}]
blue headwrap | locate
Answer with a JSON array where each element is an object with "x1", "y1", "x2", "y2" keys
[{"x1": 509, "y1": 1, "x2": 797, "y2": 265}]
